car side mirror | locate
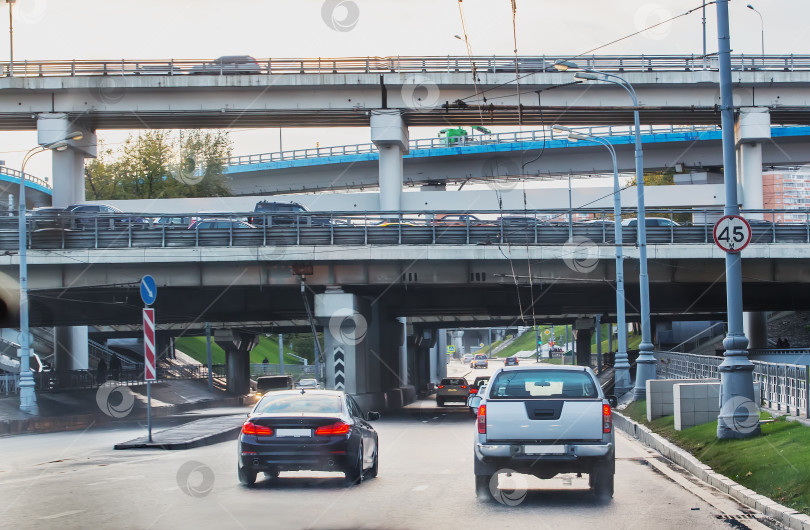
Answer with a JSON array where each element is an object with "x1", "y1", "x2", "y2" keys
[
  {"x1": 468, "y1": 395, "x2": 482, "y2": 409},
  {"x1": 607, "y1": 395, "x2": 618, "y2": 408},
  {"x1": 366, "y1": 411, "x2": 381, "y2": 421}
]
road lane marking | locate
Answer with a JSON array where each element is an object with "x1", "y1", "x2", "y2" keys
[
  {"x1": 39, "y1": 510, "x2": 84, "y2": 520},
  {"x1": 411, "y1": 485, "x2": 429, "y2": 492}
]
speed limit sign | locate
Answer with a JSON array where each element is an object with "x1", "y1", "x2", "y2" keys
[{"x1": 713, "y1": 215, "x2": 752, "y2": 253}]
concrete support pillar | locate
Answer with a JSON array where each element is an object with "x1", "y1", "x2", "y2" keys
[
  {"x1": 735, "y1": 108, "x2": 770, "y2": 220},
  {"x1": 53, "y1": 326, "x2": 89, "y2": 371},
  {"x1": 215, "y1": 329, "x2": 258, "y2": 395},
  {"x1": 371, "y1": 110, "x2": 409, "y2": 211},
  {"x1": 436, "y1": 329, "x2": 448, "y2": 380},
  {"x1": 573, "y1": 318, "x2": 595, "y2": 368},
  {"x1": 314, "y1": 288, "x2": 371, "y2": 395},
  {"x1": 743, "y1": 312, "x2": 768, "y2": 349},
  {"x1": 398, "y1": 317, "x2": 408, "y2": 385},
  {"x1": 574, "y1": 329, "x2": 593, "y2": 367},
  {"x1": 36, "y1": 113, "x2": 97, "y2": 208}
]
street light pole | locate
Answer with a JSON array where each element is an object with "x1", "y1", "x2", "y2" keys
[
  {"x1": 553, "y1": 125, "x2": 631, "y2": 392},
  {"x1": 746, "y1": 4, "x2": 764, "y2": 57},
  {"x1": 17, "y1": 132, "x2": 82, "y2": 414},
  {"x1": 554, "y1": 62, "x2": 656, "y2": 399},
  {"x1": 5, "y1": 0, "x2": 13, "y2": 77},
  {"x1": 717, "y1": 0, "x2": 760, "y2": 439}
]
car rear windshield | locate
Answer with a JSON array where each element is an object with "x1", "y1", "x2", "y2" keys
[
  {"x1": 254, "y1": 394, "x2": 342, "y2": 414},
  {"x1": 441, "y1": 378, "x2": 466, "y2": 386},
  {"x1": 474, "y1": 355, "x2": 487, "y2": 359},
  {"x1": 488, "y1": 370, "x2": 598, "y2": 399}
]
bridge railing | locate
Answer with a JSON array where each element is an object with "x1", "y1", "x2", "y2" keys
[
  {"x1": 226, "y1": 124, "x2": 729, "y2": 167},
  {"x1": 3, "y1": 55, "x2": 810, "y2": 79},
  {"x1": 27, "y1": 364, "x2": 228, "y2": 391},
  {"x1": 250, "y1": 364, "x2": 315, "y2": 378},
  {"x1": 656, "y1": 351, "x2": 810, "y2": 419},
  {"x1": 0, "y1": 165, "x2": 51, "y2": 190},
  {"x1": 2, "y1": 207, "x2": 809, "y2": 251},
  {"x1": 0, "y1": 373, "x2": 17, "y2": 395}
]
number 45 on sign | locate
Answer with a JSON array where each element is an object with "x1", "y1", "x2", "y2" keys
[{"x1": 713, "y1": 215, "x2": 752, "y2": 253}]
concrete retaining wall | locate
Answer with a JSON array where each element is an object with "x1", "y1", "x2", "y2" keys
[{"x1": 647, "y1": 378, "x2": 717, "y2": 421}]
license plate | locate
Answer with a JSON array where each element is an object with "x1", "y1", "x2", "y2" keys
[
  {"x1": 448, "y1": 389, "x2": 457, "y2": 392},
  {"x1": 524, "y1": 444, "x2": 566, "y2": 455},
  {"x1": 276, "y1": 429, "x2": 312, "y2": 438}
]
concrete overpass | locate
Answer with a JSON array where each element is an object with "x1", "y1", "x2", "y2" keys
[
  {"x1": 222, "y1": 125, "x2": 810, "y2": 195},
  {"x1": 3, "y1": 55, "x2": 810, "y2": 130},
  {"x1": 0, "y1": 165, "x2": 53, "y2": 210},
  {"x1": 3, "y1": 206, "x2": 809, "y2": 405}
]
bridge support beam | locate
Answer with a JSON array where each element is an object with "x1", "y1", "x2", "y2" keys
[
  {"x1": 53, "y1": 326, "x2": 89, "y2": 371},
  {"x1": 215, "y1": 329, "x2": 258, "y2": 395},
  {"x1": 371, "y1": 110, "x2": 409, "y2": 211},
  {"x1": 743, "y1": 311, "x2": 768, "y2": 349},
  {"x1": 735, "y1": 107, "x2": 770, "y2": 220},
  {"x1": 37, "y1": 113, "x2": 97, "y2": 208}
]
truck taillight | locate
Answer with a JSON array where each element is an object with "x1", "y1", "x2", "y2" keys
[
  {"x1": 477, "y1": 405, "x2": 487, "y2": 434},
  {"x1": 603, "y1": 404, "x2": 612, "y2": 433}
]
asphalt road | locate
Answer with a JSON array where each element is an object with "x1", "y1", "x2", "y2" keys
[{"x1": 0, "y1": 395, "x2": 776, "y2": 530}]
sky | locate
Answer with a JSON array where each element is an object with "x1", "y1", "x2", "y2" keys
[{"x1": 0, "y1": 0, "x2": 806, "y2": 184}]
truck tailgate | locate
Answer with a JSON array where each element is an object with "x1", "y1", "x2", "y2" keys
[{"x1": 486, "y1": 400, "x2": 603, "y2": 441}]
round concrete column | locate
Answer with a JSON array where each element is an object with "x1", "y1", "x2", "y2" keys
[{"x1": 743, "y1": 311, "x2": 768, "y2": 349}]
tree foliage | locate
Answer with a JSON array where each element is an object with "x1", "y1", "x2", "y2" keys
[
  {"x1": 626, "y1": 170, "x2": 676, "y2": 187},
  {"x1": 85, "y1": 130, "x2": 233, "y2": 200}
]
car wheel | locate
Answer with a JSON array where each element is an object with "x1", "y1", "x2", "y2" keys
[
  {"x1": 589, "y1": 462, "x2": 614, "y2": 499},
  {"x1": 238, "y1": 465, "x2": 257, "y2": 487},
  {"x1": 264, "y1": 469, "x2": 279, "y2": 479},
  {"x1": 367, "y1": 443, "x2": 379, "y2": 479},
  {"x1": 344, "y1": 444, "x2": 364, "y2": 486},
  {"x1": 475, "y1": 474, "x2": 494, "y2": 502},
  {"x1": 437, "y1": 398, "x2": 444, "y2": 406}
]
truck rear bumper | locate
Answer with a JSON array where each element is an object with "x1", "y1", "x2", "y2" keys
[{"x1": 476, "y1": 442, "x2": 613, "y2": 459}]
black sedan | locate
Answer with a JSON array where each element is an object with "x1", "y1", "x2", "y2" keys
[{"x1": 237, "y1": 390, "x2": 379, "y2": 487}]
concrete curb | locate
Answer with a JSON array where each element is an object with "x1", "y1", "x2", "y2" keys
[
  {"x1": 114, "y1": 415, "x2": 245, "y2": 450},
  {"x1": 0, "y1": 396, "x2": 248, "y2": 437},
  {"x1": 614, "y1": 411, "x2": 810, "y2": 530}
]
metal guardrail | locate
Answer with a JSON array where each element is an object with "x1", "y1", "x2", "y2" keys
[
  {"x1": 30, "y1": 364, "x2": 227, "y2": 391},
  {"x1": 749, "y1": 348, "x2": 810, "y2": 356},
  {"x1": 0, "y1": 165, "x2": 51, "y2": 190},
  {"x1": 250, "y1": 364, "x2": 315, "y2": 377},
  {"x1": 2, "y1": 54, "x2": 808, "y2": 79},
  {"x1": 2, "y1": 208, "x2": 809, "y2": 251},
  {"x1": 656, "y1": 351, "x2": 809, "y2": 418},
  {"x1": 0, "y1": 373, "x2": 17, "y2": 395},
  {"x1": 226, "y1": 124, "x2": 730, "y2": 167}
]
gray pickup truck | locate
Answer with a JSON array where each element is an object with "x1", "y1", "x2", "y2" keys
[{"x1": 469, "y1": 364, "x2": 617, "y2": 501}]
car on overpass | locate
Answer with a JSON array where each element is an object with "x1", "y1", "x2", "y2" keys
[
  {"x1": 63, "y1": 203, "x2": 147, "y2": 229},
  {"x1": 188, "y1": 219, "x2": 256, "y2": 230},
  {"x1": 238, "y1": 389, "x2": 379, "y2": 487},
  {"x1": 248, "y1": 200, "x2": 334, "y2": 227},
  {"x1": 190, "y1": 55, "x2": 261, "y2": 75},
  {"x1": 621, "y1": 217, "x2": 680, "y2": 227}
]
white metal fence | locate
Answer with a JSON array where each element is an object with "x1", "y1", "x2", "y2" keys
[{"x1": 656, "y1": 351, "x2": 809, "y2": 418}]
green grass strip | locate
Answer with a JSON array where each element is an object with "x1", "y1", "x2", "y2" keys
[{"x1": 622, "y1": 400, "x2": 810, "y2": 515}]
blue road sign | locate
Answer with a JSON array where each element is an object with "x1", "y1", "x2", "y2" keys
[{"x1": 140, "y1": 275, "x2": 157, "y2": 306}]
